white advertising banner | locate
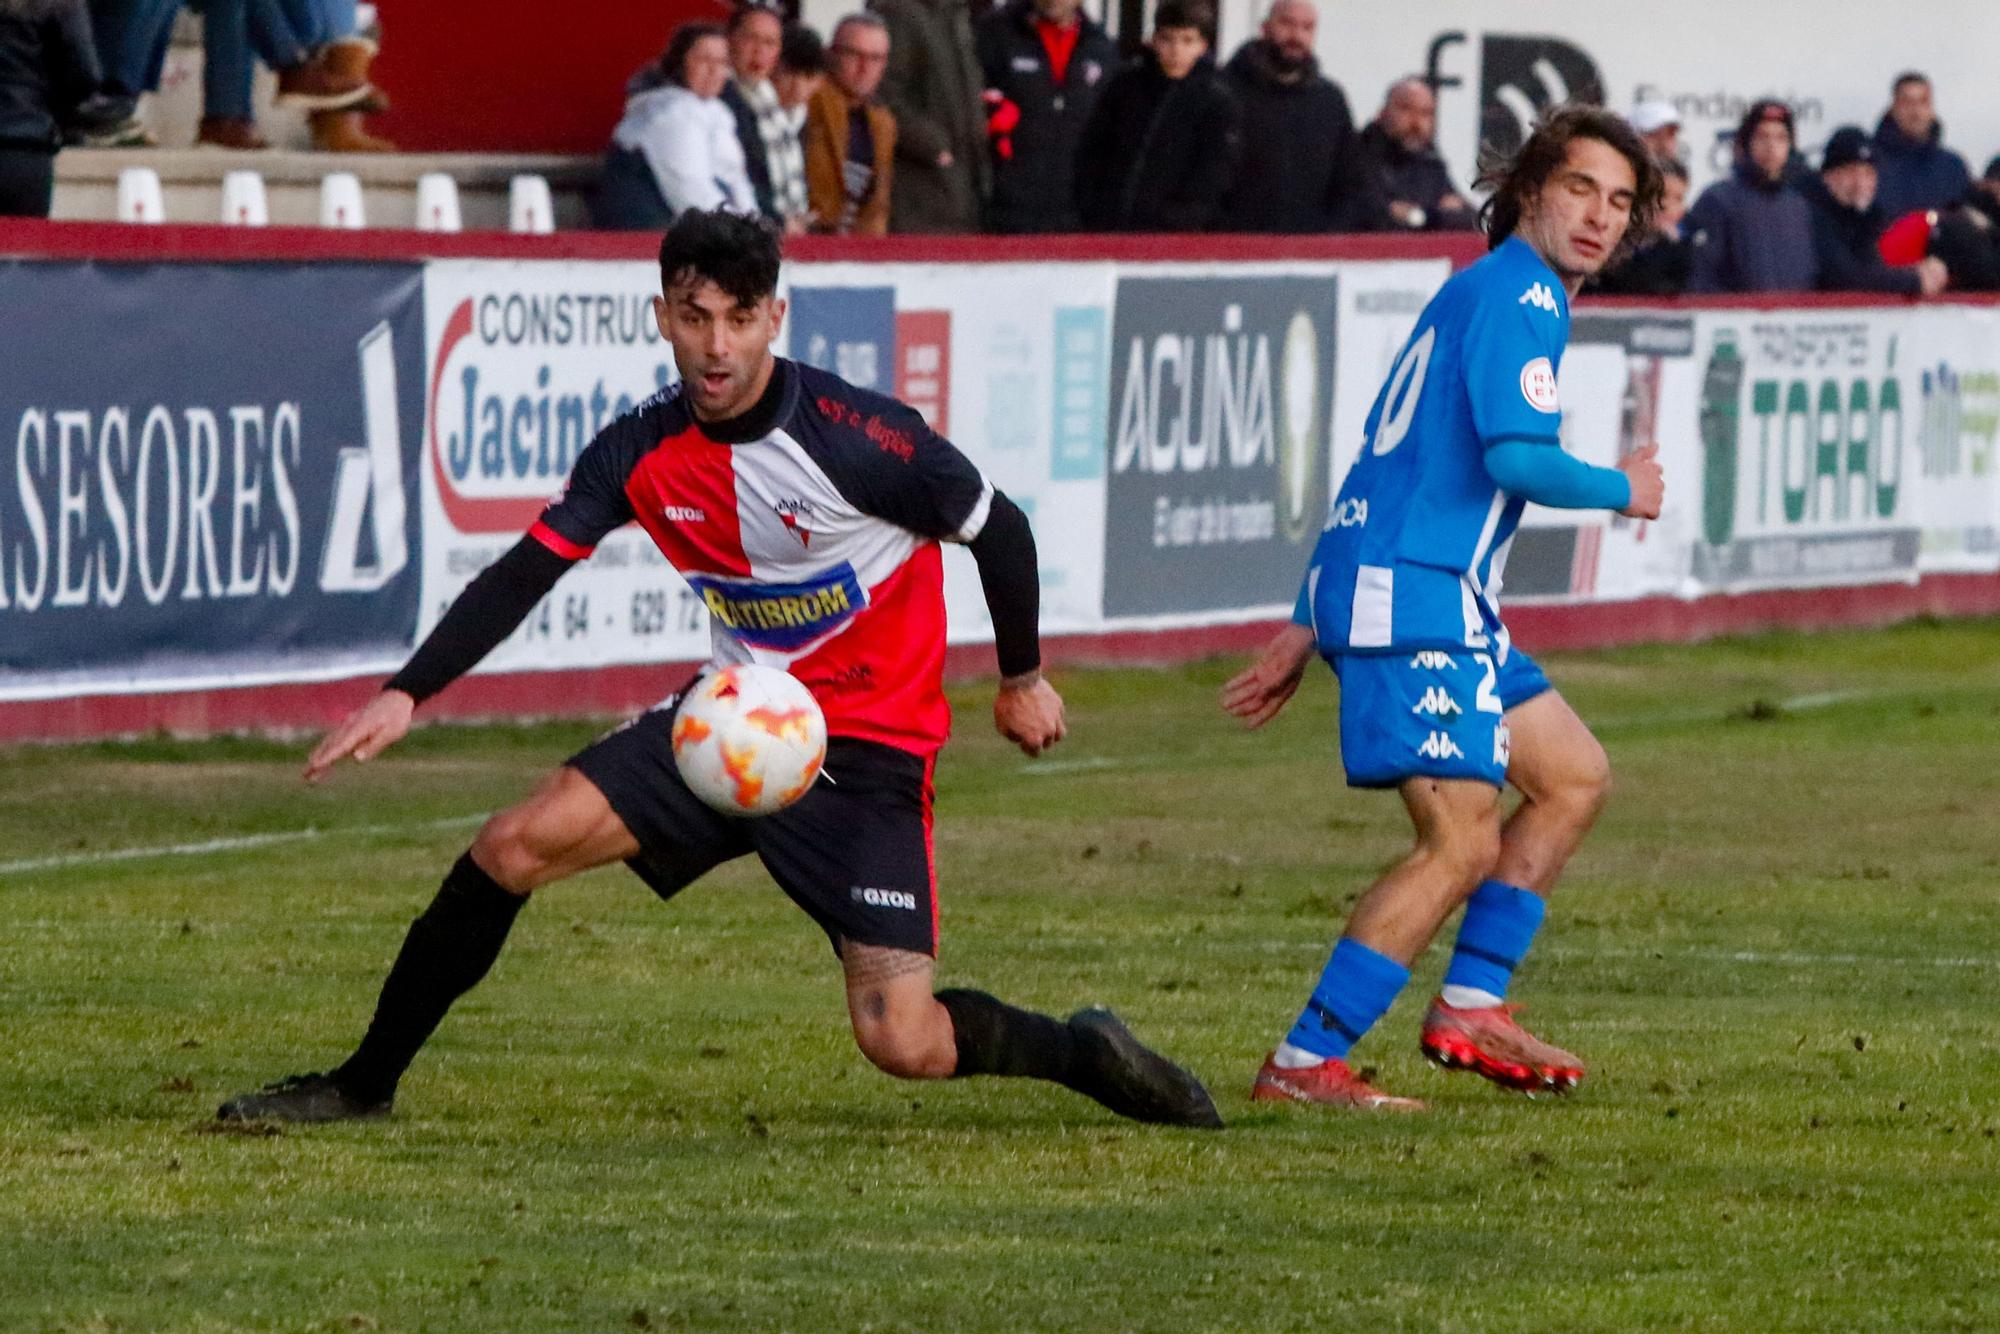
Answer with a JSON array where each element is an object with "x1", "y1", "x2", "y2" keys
[{"x1": 418, "y1": 254, "x2": 1450, "y2": 676}]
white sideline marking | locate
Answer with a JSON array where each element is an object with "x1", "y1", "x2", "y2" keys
[
  {"x1": 1021, "y1": 756, "x2": 1129, "y2": 775},
  {"x1": 0, "y1": 815, "x2": 484, "y2": 877}
]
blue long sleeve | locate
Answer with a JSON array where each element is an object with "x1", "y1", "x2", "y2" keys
[
  {"x1": 1484, "y1": 440, "x2": 1632, "y2": 510},
  {"x1": 1292, "y1": 570, "x2": 1315, "y2": 627}
]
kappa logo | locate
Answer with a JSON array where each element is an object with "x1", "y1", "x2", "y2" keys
[
  {"x1": 853, "y1": 886, "x2": 918, "y2": 912},
  {"x1": 1412, "y1": 686, "x2": 1463, "y2": 719},
  {"x1": 662, "y1": 505, "x2": 706, "y2": 523},
  {"x1": 1518, "y1": 283, "x2": 1560, "y2": 314},
  {"x1": 1417, "y1": 730, "x2": 1466, "y2": 761},
  {"x1": 1410, "y1": 651, "x2": 1457, "y2": 670},
  {"x1": 775, "y1": 498, "x2": 815, "y2": 548}
]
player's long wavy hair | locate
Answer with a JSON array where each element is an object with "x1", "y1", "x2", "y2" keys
[{"x1": 1476, "y1": 104, "x2": 1665, "y2": 271}]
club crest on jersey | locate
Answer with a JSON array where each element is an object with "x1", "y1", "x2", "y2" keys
[
  {"x1": 1518, "y1": 282, "x2": 1560, "y2": 314},
  {"x1": 1519, "y1": 357, "x2": 1559, "y2": 413},
  {"x1": 775, "y1": 498, "x2": 816, "y2": 548},
  {"x1": 684, "y1": 564, "x2": 867, "y2": 652}
]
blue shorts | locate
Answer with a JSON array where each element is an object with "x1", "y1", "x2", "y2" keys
[{"x1": 1331, "y1": 646, "x2": 1552, "y2": 789}]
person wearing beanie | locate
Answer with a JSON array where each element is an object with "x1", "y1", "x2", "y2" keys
[
  {"x1": 1803, "y1": 124, "x2": 1946, "y2": 296},
  {"x1": 1685, "y1": 98, "x2": 1817, "y2": 293}
]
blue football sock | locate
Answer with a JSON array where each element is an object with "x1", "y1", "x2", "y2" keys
[
  {"x1": 1442, "y1": 879, "x2": 1547, "y2": 1002},
  {"x1": 1281, "y1": 938, "x2": 1410, "y2": 1062}
]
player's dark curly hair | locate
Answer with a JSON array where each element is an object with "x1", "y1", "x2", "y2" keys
[
  {"x1": 1476, "y1": 103, "x2": 1665, "y2": 269},
  {"x1": 658, "y1": 209, "x2": 783, "y2": 306}
]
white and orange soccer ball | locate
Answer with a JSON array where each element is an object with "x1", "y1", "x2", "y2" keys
[{"x1": 670, "y1": 664, "x2": 828, "y2": 816}]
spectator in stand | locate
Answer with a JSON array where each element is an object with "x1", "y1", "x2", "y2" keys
[
  {"x1": 1629, "y1": 98, "x2": 1681, "y2": 165},
  {"x1": 1872, "y1": 72, "x2": 1971, "y2": 222},
  {"x1": 1220, "y1": 0, "x2": 1376, "y2": 233},
  {"x1": 88, "y1": 0, "x2": 371, "y2": 146},
  {"x1": 195, "y1": 0, "x2": 390, "y2": 150},
  {"x1": 0, "y1": 0, "x2": 133, "y2": 215},
  {"x1": 1686, "y1": 99, "x2": 1817, "y2": 293},
  {"x1": 774, "y1": 21, "x2": 823, "y2": 115},
  {"x1": 1592, "y1": 158, "x2": 1691, "y2": 296},
  {"x1": 1929, "y1": 155, "x2": 2000, "y2": 292},
  {"x1": 1805, "y1": 125, "x2": 1946, "y2": 297},
  {"x1": 1073, "y1": 0, "x2": 1236, "y2": 232},
  {"x1": 803, "y1": 12, "x2": 895, "y2": 235},
  {"x1": 1356, "y1": 76, "x2": 1475, "y2": 232},
  {"x1": 721, "y1": 4, "x2": 809, "y2": 232},
  {"x1": 975, "y1": 0, "x2": 1116, "y2": 233},
  {"x1": 870, "y1": 0, "x2": 983, "y2": 232},
  {"x1": 595, "y1": 22, "x2": 757, "y2": 230}
]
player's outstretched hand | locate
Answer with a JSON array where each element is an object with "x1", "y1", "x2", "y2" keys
[
  {"x1": 1618, "y1": 443, "x2": 1665, "y2": 520},
  {"x1": 304, "y1": 689, "x2": 415, "y2": 783},
  {"x1": 995, "y1": 674, "x2": 1066, "y2": 757},
  {"x1": 1221, "y1": 623, "x2": 1316, "y2": 729}
]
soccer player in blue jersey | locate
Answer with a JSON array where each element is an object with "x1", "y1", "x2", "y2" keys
[{"x1": 1222, "y1": 106, "x2": 1668, "y2": 1110}]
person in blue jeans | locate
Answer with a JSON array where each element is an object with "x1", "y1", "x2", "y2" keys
[{"x1": 86, "y1": 0, "x2": 380, "y2": 148}]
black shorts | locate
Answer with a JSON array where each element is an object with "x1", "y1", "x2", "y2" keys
[{"x1": 568, "y1": 697, "x2": 938, "y2": 956}]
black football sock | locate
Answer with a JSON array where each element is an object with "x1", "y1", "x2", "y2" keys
[
  {"x1": 332, "y1": 853, "x2": 526, "y2": 1103},
  {"x1": 935, "y1": 989, "x2": 1080, "y2": 1085}
]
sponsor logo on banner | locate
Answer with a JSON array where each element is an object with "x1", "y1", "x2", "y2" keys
[
  {"x1": 791, "y1": 286, "x2": 894, "y2": 391},
  {"x1": 1693, "y1": 319, "x2": 1919, "y2": 588},
  {"x1": 0, "y1": 263, "x2": 425, "y2": 695},
  {"x1": 428, "y1": 288, "x2": 674, "y2": 536},
  {"x1": 894, "y1": 310, "x2": 951, "y2": 432},
  {"x1": 1101, "y1": 275, "x2": 1336, "y2": 617},
  {"x1": 1425, "y1": 31, "x2": 1605, "y2": 162},
  {"x1": 1913, "y1": 356, "x2": 2000, "y2": 564},
  {"x1": 418, "y1": 261, "x2": 707, "y2": 676},
  {"x1": 1050, "y1": 307, "x2": 1109, "y2": 481}
]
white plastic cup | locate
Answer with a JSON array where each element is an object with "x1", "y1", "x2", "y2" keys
[
  {"x1": 415, "y1": 172, "x2": 462, "y2": 232},
  {"x1": 116, "y1": 167, "x2": 166, "y2": 224},
  {"x1": 508, "y1": 174, "x2": 554, "y2": 234},
  {"x1": 220, "y1": 170, "x2": 269, "y2": 226},
  {"x1": 319, "y1": 171, "x2": 367, "y2": 229}
]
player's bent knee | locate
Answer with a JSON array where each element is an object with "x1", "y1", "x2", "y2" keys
[
  {"x1": 1424, "y1": 817, "x2": 1503, "y2": 889},
  {"x1": 852, "y1": 1017, "x2": 955, "y2": 1081},
  {"x1": 468, "y1": 811, "x2": 547, "y2": 894}
]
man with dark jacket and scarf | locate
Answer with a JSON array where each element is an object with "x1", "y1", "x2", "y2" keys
[
  {"x1": 976, "y1": 0, "x2": 1117, "y2": 233},
  {"x1": 1356, "y1": 76, "x2": 1475, "y2": 232},
  {"x1": 1073, "y1": 0, "x2": 1237, "y2": 232},
  {"x1": 873, "y1": 0, "x2": 987, "y2": 232},
  {"x1": 1873, "y1": 72, "x2": 1972, "y2": 222},
  {"x1": 1686, "y1": 99, "x2": 1817, "y2": 294},
  {"x1": 1804, "y1": 125, "x2": 1947, "y2": 297},
  {"x1": 1219, "y1": 0, "x2": 1378, "y2": 233}
]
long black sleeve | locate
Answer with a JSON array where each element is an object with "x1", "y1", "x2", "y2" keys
[
  {"x1": 966, "y1": 491, "x2": 1041, "y2": 679},
  {"x1": 385, "y1": 537, "x2": 574, "y2": 704}
]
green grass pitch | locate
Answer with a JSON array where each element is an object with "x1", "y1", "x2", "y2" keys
[{"x1": 3, "y1": 618, "x2": 1997, "y2": 1332}]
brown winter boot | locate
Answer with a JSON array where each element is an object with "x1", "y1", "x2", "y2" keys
[
  {"x1": 276, "y1": 47, "x2": 370, "y2": 110},
  {"x1": 197, "y1": 116, "x2": 268, "y2": 150},
  {"x1": 310, "y1": 108, "x2": 396, "y2": 153},
  {"x1": 320, "y1": 35, "x2": 380, "y2": 86}
]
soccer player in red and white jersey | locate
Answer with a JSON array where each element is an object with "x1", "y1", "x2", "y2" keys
[{"x1": 218, "y1": 210, "x2": 1219, "y2": 1130}]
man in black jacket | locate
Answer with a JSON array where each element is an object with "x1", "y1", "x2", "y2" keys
[
  {"x1": 1219, "y1": 0, "x2": 1378, "y2": 233},
  {"x1": 0, "y1": 0, "x2": 127, "y2": 216},
  {"x1": 1356, "y1": 77, "x2": 1475, "y2": 232},
  {"x1": 1072, "y1": 0, "x2": 1238, "y2": 232},
  {"x1": 975, "y1": 0, "x2": 1118, "y2": 233},
  {"x1": 1805, "y1": 125, "x2": 1946, "y2": 296}
]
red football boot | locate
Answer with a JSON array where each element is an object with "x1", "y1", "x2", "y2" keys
[
  {"x1": 1250, "y1": 1054, "x2": 1426, "y2": 1111},
  {"x1": 1419, "y1": 998, "x2": 1584, "y2": 1092}
]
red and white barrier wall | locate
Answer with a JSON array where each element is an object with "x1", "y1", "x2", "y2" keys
[{"x1": 1, "y1": 224, "x2": 1993, "y2": 742}]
